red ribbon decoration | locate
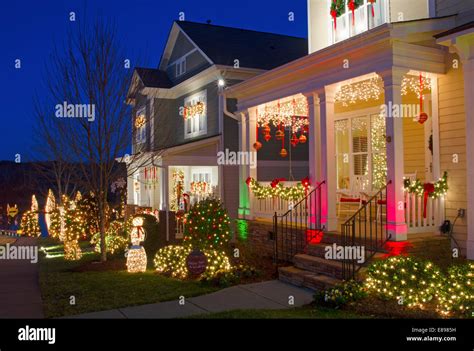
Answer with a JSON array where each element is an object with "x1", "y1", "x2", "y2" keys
[
  {"x1": 330, "y1": 0, "x2": 337, "y2": 29},
  {"x1": 348, "y1": 0, "x2": 355, "y2": 26},
  {"x1": 422, "y1": 183, "x2": 435, "y2": 218},
  {"x1": 369, "y1": 0, "x2": 375, "y2": 17},
  {"x1": 246, "y1": 177, "x2": 252, "y2": 186}
]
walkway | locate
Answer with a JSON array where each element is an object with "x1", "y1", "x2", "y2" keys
[
  {"x1": 68, "y1": 280, "x2": 314, "y2": 319},
  {"x1": 0, "y1": 236, "x2": 44, "y2": 318}
]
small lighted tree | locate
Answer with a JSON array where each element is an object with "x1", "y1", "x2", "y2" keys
[
  {"x1": 126, "y1": 217, "x2": 147, "y2": 273},
  {"x1": 19, "y1": 195, "x2": 41, "y2": 237},
  {"x1": 62, "y1": 195, "x2": 83, "y2": 260},
  {"x1": 183, "y1": 198, "x2": 231, "y2": 251}
]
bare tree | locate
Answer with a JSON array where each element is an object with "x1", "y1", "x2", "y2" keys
[{"x1": 34, "y1": 19, "x2": 161, "y2": 261}]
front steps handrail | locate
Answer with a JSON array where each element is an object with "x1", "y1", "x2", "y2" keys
[
  {"x1": 273, "y1": 181, "x2": 326, "y2": 263},
  {"x1": 341, "y1": 180, "x2": 392, "y2": 280}
]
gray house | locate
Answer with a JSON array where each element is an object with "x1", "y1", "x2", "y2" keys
[{"x1": 126, "y1": 20, "x2": 308, "y2": 223}]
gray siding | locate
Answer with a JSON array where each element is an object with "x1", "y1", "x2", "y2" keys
[
  {"x1": 166, "y1": 31, "x2": 211, "y2": 85},
  {"x1": 152, "y1": 81, "x2": 220, "y2": 150},
  {"x1": 436, "y1": 0, "x2": 474, "y2": 26}
]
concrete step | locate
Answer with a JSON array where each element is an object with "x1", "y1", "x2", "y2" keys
[
  {"x1": 278, "y1": 266, "x2": 341, "y2": 291},
  {"x1": 293, "y1": 254, "x2": 344, "y2": 279}
]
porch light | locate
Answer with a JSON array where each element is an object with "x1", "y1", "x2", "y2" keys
[{"x1": 217, "y1": 79, "x2": 225, "y2": 88}]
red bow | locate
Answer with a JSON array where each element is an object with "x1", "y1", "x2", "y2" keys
[
  {"x1": 271, "y1": 178, "x2": 286, "y2": 188},
  {"x1": 246, "y1": 177, "x2": 253, "y2": 186},
  {"x1": 301, "y1": 177, "x2": 311, "y2": 188}
]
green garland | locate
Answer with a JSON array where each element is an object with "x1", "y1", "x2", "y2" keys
[
  {"x1": 330, "y1": 0, "x2": 346, "y2": 17},
  {"x1": 350, "y1": 0, "x2": 364, "y2": 10},
  {"x1": 403, "y1": 172, "x2": 448, "y2": 199},
  {"x1": 247, "y1": 178, "x2": 308, "y2": 201}
]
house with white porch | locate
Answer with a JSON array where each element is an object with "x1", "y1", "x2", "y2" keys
[
  {"x1": 227, "y1": 0, "x2": 474, "y2": 285},
  {"x1": 125, "y1": 21, "x2": 308, "y2": 237}
]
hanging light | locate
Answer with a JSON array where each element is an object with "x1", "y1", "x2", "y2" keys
[
  {"x1": 275, "y1": 129, "x2": 285, "y2": 141},
  {"x1": 280, "y1": 148, "x2": 288, "y2": 158},
  {"x1": 291, "y1": 134, "x2": 299, "y2": 147},
  {"x1": 299, "y1": 134, "x2": 307, "y2": 144}
]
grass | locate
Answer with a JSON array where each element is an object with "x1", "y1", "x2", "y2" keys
[
  {"x1": 189, "y1": 306, "x2": 367, "y2": 319},
  {"x1": 39, "y1": 238, "x2": 220, "y2": 318}
]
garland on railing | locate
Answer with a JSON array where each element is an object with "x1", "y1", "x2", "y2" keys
[
  {"x1": 404, "y1": 172, "x2": 448, "y2": 219},
  {"x1": 403, "y1": 172, "x2": 448, "y2": 199},
  {"x1": 246, "y1": 177, "x2": 311, "y2": 201}
]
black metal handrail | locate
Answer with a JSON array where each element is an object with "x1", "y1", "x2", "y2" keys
[
  {"x1": 273, "y1": 181, "x2": 325, "y2": 263},
  {"x1": 341, "y1": 181, "x2": 392, "y2": 280}
]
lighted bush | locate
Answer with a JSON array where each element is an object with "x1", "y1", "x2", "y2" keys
[
  {"x1": 19, "y1": 210, "x2": 41, "y2": 237},
  {"x1": 154, "y1": 245, "x2": 191, "y2": 279},
  {"x1": 438, "y1": 263, "x2": 474, "y2": 316},
  {"x1": 154, "y1": 245, "x2": 232, "y2": 280},
  {"x1": 90, "y1": 220, "x2": 131, "y2": 255},
  {"x1": 314, "y1": 280, "x2": 367, "y2": 308},
  {"x1": 183, "y1": 198, "x2": 231, "y2": 250},
  {"x1": 201, "y1": 264, "x2": 261, "y2": 287},
  {"x1": 365, "y1": 256, "x2": 443, "y2": 308}
]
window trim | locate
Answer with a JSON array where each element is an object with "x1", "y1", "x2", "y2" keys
[
  {"x1": 184, "y1": 90, "x2": 207, "y2": 139},
  {"x1": 135, "y1": 107, "x2": 147, "y2": 145},
  {"x1": 175, "y1": 57, "x2": 187, "y2": 77},
  {"x1": 334, "y1": 107, "x2": 385, "y2": 191}
]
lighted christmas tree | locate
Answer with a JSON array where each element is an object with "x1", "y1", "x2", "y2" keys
[
  {"x1": 183, "y1": 198, "x2": 231, "y2": 250},
  {"x1": 170, "y1": 170, "x2": 184, "y2": 212},
  {"x1": 19, "y1": 195, "x2": 41, "y2": 237},
  {"x1": 62, "y1": 195, "x2": 83, "y2": 260},
  {"x1": 77, "y1": 192, "x2": 100, "y2": 240}
]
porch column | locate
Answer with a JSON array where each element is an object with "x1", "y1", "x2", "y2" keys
[
  {"x1": 380, "y1": 68, "x2": 408, "y2": 241},
  {"x1": 315, "y1": 89, "x2": 337, "y2": 232},
  {"x1": 238, "y1": 110, "x2": 251, "y2": 219},
  {"x1": 451, "y1": 34, "x2": 474, "y2": 259},
  {"x1": 306, "y1": 93, "x2": 321, "y2": 184}
]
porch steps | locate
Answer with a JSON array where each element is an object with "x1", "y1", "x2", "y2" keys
[
  {"x1": 278, "y1": 234, "x2": 388, "y2": 292},
  {"x1": 278, "y1": 266, "x2": 340, "y2": 291}
]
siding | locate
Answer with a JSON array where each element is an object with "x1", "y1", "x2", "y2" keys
[
  {"x1": 438, "y1": 52, "x2": 468, "y2": 255},
  {"x1": 436, "y1": 0, "x2": 474, "y2": 16}
]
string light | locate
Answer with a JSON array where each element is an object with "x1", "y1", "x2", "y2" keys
[
  {"x1": 246, "y1": 177, "x2": 309, "y2": 201},
  {"x1": 257, "y1": 95, "x2": 309, "y2": 134},
  {"x1": 19, "y1": 195, "x2": 41, "y2": 237}
]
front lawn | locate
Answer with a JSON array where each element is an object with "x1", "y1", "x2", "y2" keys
[
  {"x1": 39, "y1": 239, "x2": 220, "y2": 318},
  {"x1": 190, "y1": 306, "x2": 367, "y2": 319}
]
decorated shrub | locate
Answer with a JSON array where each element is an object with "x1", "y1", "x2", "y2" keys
[
  {"x1": 154, "y1": 245, "x2": 231, "y2": 280},
  {"x1": 48, "y1": 208, "x2": 62, "y2": 239},
  {"x1": 90, "y1": 219, "x2": 131, "y2": 255},
  {"x1": 365, "y1": 256, "x2": 443, "y2": 308},
  {"x1": 438, "y1": 263, "x2": 474, "y2": 316},
  {"x1": 314, "y1": 280, "x2": 367, "y2": 308},
  {"x1": 62, "y1": 196, "x2": 83, "y2": 260},
  {"x1": 19, "y1": 210, "x2": 41, "y2": 237},
  {"x1": 183, "y1": 198, "x2": 231, "y2": 250}
]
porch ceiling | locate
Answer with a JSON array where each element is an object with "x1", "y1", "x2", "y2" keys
[{"x1": 227, "y1": 17, "x2": 455, "y2": 111}]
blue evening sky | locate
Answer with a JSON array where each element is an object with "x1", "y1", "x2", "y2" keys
[{"x1": 0, "y1": 0, "x2": 307, "y2": 161}]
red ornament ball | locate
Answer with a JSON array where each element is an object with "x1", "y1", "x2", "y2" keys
[
  {"x1": 253, "y1": 141, "x2": 262, "y2": 151},
  {"x1": 299, "y1": 134, "x2": 307, "y2": 144},
  {"x1": 280, "y1": 148, "x2": 288, "y2": 158},
  {"x1": 418, "y1": 112, "x2": 428, "y2": 125}
]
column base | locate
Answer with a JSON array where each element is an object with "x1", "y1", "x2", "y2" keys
[
  {"x1": 387, "y1": 222, "x2": 408, "y2": 241},
  {"x1": 321, "y1": 217, "x2": 338, "y2": 232}
]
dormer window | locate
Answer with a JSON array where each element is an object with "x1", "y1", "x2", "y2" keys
[
  {"x1": 175, "y1": 57, "x2": 186, "y2": 77},
  {"x1": 331, "y1": 0, "x2": 387, "y2": 44}
]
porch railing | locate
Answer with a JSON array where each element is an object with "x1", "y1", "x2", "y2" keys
[
  {"x1": 252, "y1": 181, "x2": 301, "y2": 219},
  {"x1": 273, "y1": 181, "x2": 325, "y2": 263},
  {"x1": 341, "y1": 181, "x2": 392, "y2": 281},
  {"x1": 404, "y1": 191, "x2": 443, "y2": 233}
]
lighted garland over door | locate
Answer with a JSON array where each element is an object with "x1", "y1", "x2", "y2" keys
[{"x1": 335, "y1": 113, "x2": 386, "y2": 192}]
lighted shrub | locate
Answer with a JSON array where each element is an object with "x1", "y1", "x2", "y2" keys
[
  {"x1": 202, "y1": 264, "x2": 261, "y2": 287},
  {"x1": 154, "y1": 245, "x2": 191, "y2": 279},
  {"x1": 438, "y1": 263, "x2": 474, "y2": 316},
  {"x1": 90, "y1": 220, "x2": 130, "y2": 255},
  {"x1": 365, "y1": 256, "x2": 443, "y2": 308},
  {"x1": 154, "y1": 245, "x2": 232, "y2": 280},
  {"x1": 314, "y1": 280, "x2": 367, "y2": 308},
  {"x1": 183, "y1": 198, "x2": 231, "y2": 250}
]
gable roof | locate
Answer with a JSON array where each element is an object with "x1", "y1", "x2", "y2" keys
[
  {"x1": 160, "y1": 21, "x2": 308, "y2": 71},
  {"x1": 135, "y1": 67, "x2": 173, "y2": 89}
]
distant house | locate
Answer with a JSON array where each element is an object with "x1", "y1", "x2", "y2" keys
[{"x1": 125, "y1": 21, "x2": 308, "y2": 223}]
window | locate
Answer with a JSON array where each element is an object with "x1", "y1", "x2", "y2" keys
[
  {"x1": 332, "y1": 0, "x2": 386, "y2": 44},
  {"x1": 192, "y1": 171, "x2": 211, "y2": 183},
  {"x1": 184, "y1": 90, "x2": 207, "y2": 139},
  {"x1": 135, "y1": 107, "x2": 146, "y2": 144},
  {"x1": 175, "y1": 57, "x2": 186, "y2": 77},
  {"x1": 335, "y1": 113, "x2": 386, "y2": 191}
]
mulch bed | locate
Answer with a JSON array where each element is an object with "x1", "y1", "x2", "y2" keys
[
  {"x1": 344, "y1": 296, "x2": 441, "y2": 319},
  {"x1": 72, "y1": 258, "x2": 126, "y2": 272}
]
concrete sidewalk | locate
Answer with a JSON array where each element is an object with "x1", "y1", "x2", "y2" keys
[
  {"x1": 0, "y1": 237, "x2": 44, "y2": 318},
  {"x1": 68, "y1": 280, "x2": 314, "y2": 319}
]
